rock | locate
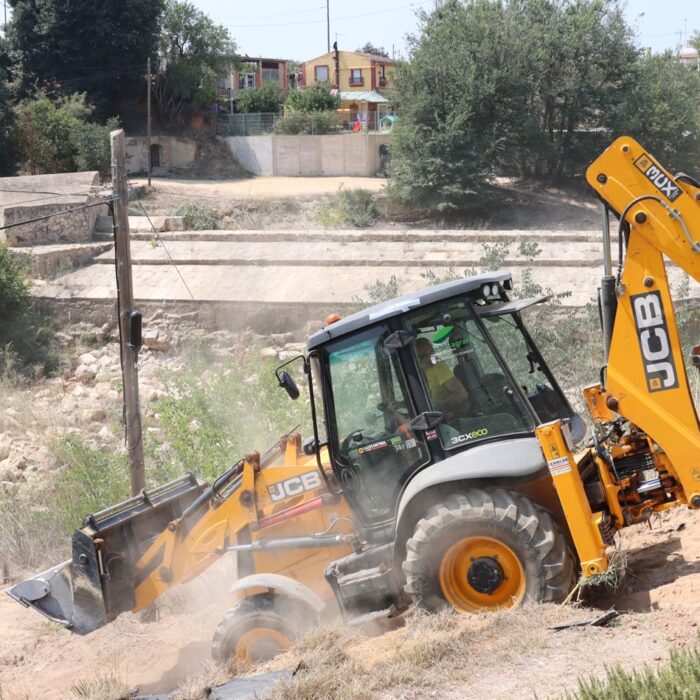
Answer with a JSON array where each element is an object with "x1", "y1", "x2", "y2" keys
[
  {"x1": 0, "y1": 435, "x2": 11, "y2": 462},
  {"x1": 189, "y1": 419, "x2": 201, "y2": 432},
  {"x1": 147, "y1": 389, "x2": 165, "y2": 402},
  {"x1": 54, "y1": 331, "x2": 73, "y2": 345},
  {"x1": 94, "y1": 382, "x2": 112, "y2": 397},
  {"x1": 95, "y1": 371, "x2": 111, "y2": 383},
  {"x1": 270, "y1": 333, "x2": 293, "y2": 347},
  {"x1": 1, "y1": 481, "x2": 15, "y2": 496},
  {"x1": 259, "y1": 347, "x2": 278, "y2": 359},
  {"x1": 79, "y1": 352, "x2": 98, "y2": 365},
  {"x1": 90, "y1": 409, "x2": 106, "y2": 422},
  {"x1": 74, "y1": 364, "x2": 96, "y2": 383},
  {"x1": 278, "y1": 350, "x2": 301, "y2": 361},
  {"x1": 5, "y1": 408, "x2": 19, "y2": 419},
  {"x1": 143, "y1": 329, "x2": 172, "y2": 352},
  {"x1": 97, "y1": 426, "x2": 113, "y2": 441}
]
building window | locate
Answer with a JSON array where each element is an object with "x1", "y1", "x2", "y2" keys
[
  {"x1": 261, "y1": 67, "x2": 280, "y2": 83},
  {"x1": 378, "y1": 65, "x2": 387, "y2": 87},
  {"x1": 350, "y1": 68, "x2": 363, "y2": 86},
  {"x1": 239, "y1": 73, "x2": 256, "y2": 90},
  {"x1": 315, "y1": 65, "x2": 329, "y2": 82}
]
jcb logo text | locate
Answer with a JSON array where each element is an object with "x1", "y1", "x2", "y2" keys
[
  {"x1": 631, "y1": 291, "x2": 678, "y2": 392},
  {"x1": 267, "y1": 470, "x2": 322, "y2": 503}
]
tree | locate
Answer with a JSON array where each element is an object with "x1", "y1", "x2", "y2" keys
[
  {"x1": 155, "y1": 0, "x2": 237, "y2": 126},
  {"x1": 611, "y1": 53, "x2": 700, "y2": 174},
  {"x1": 390, "y1": 0, "x2": 641, "y2": 211},
  {"x1": 6, "y1": 0, "x2": 164, "y2": 122},
  {"x1": 357, "y1": 42, "x2": 389, "y2": 58},
  {"x1": 14, "y1": 92, "x2": 119, "y2": 177},
  {"x1": 285, "y1": 82, "x2": 339, "y2": 112},
  {"x1": 0, "y1": 38, "x2": 15, "y2": 175},
  {"x1": 237, "y1": 81, "x2": 283, "y2": 114}
]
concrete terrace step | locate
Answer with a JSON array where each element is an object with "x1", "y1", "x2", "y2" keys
[
  {"x1": 32, "y1": 261, "x2": 695, "y2": 312},
  {"x1": 93, "y1": 228, "x2": 603, "y2": 244},
  {"x1": 93, "y1": 239, "x2": 606, "y2": 268},
  {"x1": 9, "y1": 241, "x2": 112, "y2": 278}
]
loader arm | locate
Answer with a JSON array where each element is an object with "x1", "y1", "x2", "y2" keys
[
  {"x1": 8, "y1": 433, "x2": 354, "y2": 633},
  {"x1": 586, "y1": 136, "x2": 700, "y2": 508}
]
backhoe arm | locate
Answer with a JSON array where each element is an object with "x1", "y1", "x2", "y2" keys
[{"x1": 585, "y1": 136, "x2": 700, "y2": 511}]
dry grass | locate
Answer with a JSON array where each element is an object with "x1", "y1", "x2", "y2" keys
[
  {"x1": 70, "y1": 671, "x2": 131, "y2": 700},
  {"x1": 268, "y1": 605, "x2": 582, "y2": 700},
  {"x1": 170, "y1": 659, "x2": 244, "y2": 700}
]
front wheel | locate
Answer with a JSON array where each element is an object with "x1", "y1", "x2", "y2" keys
[
  {"x1": 402, "y1": 488, "x2": 575, "y2": 612},
  {"x1": 211, "y1": 594, "x2": 315, "y2": 665}
]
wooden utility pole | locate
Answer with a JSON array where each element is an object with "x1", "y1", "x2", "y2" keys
[
  {"x1": 110, "y1": 129, "x2": 145, "y2": 496},
  {"x1": 147, "y1": 57, "x2": 152, "y2": 188},
  {"x1": 326, "y1": 0, "x2": 330, "y2": 53}
]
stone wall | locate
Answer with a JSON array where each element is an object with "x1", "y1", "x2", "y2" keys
[
  {"x1": 222, "y1": 133, "x2": 391, "y2": 177},
  {"x1": 0, "y1": 172, "x2": 103, "y2": 247},
  {"x1": 125, "y1": 136, "x2": 199, "y2": 175}
]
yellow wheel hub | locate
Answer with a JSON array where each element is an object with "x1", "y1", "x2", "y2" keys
[
  {"x1": 438, "y1": 536, "x2": 525, "y2": 612},
  {"x1": 234, "y1": 627, "x2": 292, "y2": 664}
]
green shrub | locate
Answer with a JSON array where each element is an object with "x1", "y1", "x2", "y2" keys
[
  {"x1": 0, "y1": 244, "x2": 57, "y2": 376},
  {"x1": 173, "y1": 202, "x2": 219, "y2": 230},
  {"x1": 274, "y1": 110, "x2": 342, "y2": 135},
  {"x1": 316, "y1": 188, "x2": 377, "y2": 228},
  {"x1": 72, "y1": 116, "x2": 120, "y2": 179},
  {"x1": 237, "y1": 81, "x2": 284, "y2": 113},
  {"x1": 285, "y1": 82, "x2": 339, "y2": 112},
  {"x1": 573, "y1": 642, "x2": 700, "y2": 699}
]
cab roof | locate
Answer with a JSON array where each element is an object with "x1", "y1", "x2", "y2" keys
[{"x1": 307, "y1": 271, "x2": 512, "y2": 351}]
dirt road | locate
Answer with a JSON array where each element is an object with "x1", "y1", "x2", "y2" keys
[
  {"x1": 2, "y1": 506, "x2": 700, "y2": 699},
  {"x1": 131, "y1": 176, "x2": 387, "y2": 200}
]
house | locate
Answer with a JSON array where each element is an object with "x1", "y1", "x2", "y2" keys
[
  {"x1": 218, "y1": 56, "x2": 298, "y2": 105},
  {"x1": 300, "y1": 50, "x2": 396, "y2": 128}
]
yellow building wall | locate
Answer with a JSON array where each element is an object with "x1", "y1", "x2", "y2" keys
[{"x1": 303, "y1": 51, "x2": 394, "y2": 92}]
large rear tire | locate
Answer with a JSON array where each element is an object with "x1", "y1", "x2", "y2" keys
[
  {"x1": 211, "y1": 593, "x2": 314, "y2": 665},
  {"x1": 402, "y1": 488, "x2": 575, "y2": 612}
]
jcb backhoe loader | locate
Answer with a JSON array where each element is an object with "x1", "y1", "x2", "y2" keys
[{"x1": 8, "y1": 136, "x2": 700, "y2": 665}]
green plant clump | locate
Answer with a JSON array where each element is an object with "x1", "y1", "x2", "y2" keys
[
  {"x1": 274, "y1": 110, "x2": 342, "y2": 135},
  {"x1": 0, "y1": 244, "x2": 57, "y2": 377},
  {"x1": 316, "y1": 188, "x2": 377, "y2": 228},
  {"x1": 573, "y1": 642, "x2": 700, "y2": 699},
  {"x1": 173, "y1": 202, "x2": 220, "y2": 230}
]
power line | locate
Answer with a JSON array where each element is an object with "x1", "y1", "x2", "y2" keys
[
  {"x1": 133, "y1": 196, "x2": 197, "y2": 303},
  {"x1": 0, "y1": 197, "x2": 115, "y2": 232},
  {"x1": 231, "y1": 2, "x2": 429, "y2": 28},
  {"x1": 218, "y1": 5, "x2": 325, "y2": 20}
]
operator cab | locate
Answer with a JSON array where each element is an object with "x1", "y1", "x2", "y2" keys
[{"x1": 303, "y1": 272, "x2": 582, "y2": 527}]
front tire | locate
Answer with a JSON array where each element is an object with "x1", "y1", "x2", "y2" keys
[
  {"x1": 402, "y1": 488, "x2": 575, "y2": 612},
  {"x1": 211, "y1": 593, "x2": 314, "y2": 665}
]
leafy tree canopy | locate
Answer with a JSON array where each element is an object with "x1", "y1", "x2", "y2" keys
[
  {"x1": 237, "y1": 81, "x2": 284, "y2": 114},
  {"x1": 390, "y1": 0, "x2": 700, "y2": 211},
  {"x1": 357, "y1": 42, "x2": 390, "y2": 58},
  {"x1": 285, "y1": 82, "x2": 339, "y2": 112},
  {"x1": 0, "y1": 38, "x2": 15, "y2": 175},
  {"x1": 6, "y1": 0, "x2": 164, "y2": 122},
  {"x1": 155, "y1": 0, "x2": 237, "y2": 126}
]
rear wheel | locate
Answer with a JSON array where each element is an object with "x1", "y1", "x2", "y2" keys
[
  {"x1": 211, "y1": 594, "x2": 314, "y2": 665},
  {"x1": 403, "y1": 488, "x2": 575, "y2": 612}
]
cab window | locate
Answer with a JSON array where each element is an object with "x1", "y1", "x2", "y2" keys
[{"x1": 405, "y1": 299, "x2": 534, "y2": 450}]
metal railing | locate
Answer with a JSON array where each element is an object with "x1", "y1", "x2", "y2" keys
[{"x1": 218, "y1": 111, "x2": 396, "y2": 137}]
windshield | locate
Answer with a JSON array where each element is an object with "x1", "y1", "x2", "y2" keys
[
  {"x1": 405, "y1": 297, "x2": 535, "y2": 450},
  {"x1": 481, "y1": 312, "x2": 572, "y2": 425}
]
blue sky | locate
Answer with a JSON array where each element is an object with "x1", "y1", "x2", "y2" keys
[{"x1": 192, "y1": 0, "x2": 700, "y2": 62}]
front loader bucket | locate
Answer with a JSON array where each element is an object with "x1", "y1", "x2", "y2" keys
[{"x1": 6, "y1": 473, "x2": 207, "y2": 634}]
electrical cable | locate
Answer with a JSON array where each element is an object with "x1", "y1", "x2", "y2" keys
[
  {"x1": 133, "y1": 197, "x2": 197, "y2": 302},
  {"x1": 107, "y1": 199, "x2": 143, "y2": 454},
  {"x1": 0, "y1": 197, "x2": 115, "y2": 232}
]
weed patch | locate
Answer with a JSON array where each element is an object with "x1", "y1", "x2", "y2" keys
[
  {"x1": 173, "y1": 202, "x2": 220, "y2": 230},
  {"x1": 316, "y1": 188, "x2": 377, "y2": 228}
]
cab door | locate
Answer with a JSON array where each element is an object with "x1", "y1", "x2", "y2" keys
[{"x1": 322, "y1": 325, "x2": 431, "y2": 523}]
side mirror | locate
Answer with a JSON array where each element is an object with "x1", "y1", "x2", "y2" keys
[{"x1": 278, "y1": 370, "x2": 300, "y2": 400}]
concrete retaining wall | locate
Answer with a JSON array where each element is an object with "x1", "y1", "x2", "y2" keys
[
  {"x1": 125, "y1": 136, "x2": 198, "y2": 175},
  {"x1": 222, "y1": 134, "x2": 391, "y2": 177}
]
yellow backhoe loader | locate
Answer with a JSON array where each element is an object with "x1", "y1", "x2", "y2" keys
[{"x1": 8, "y1": 136, "x2": 700, "y2": 664}]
